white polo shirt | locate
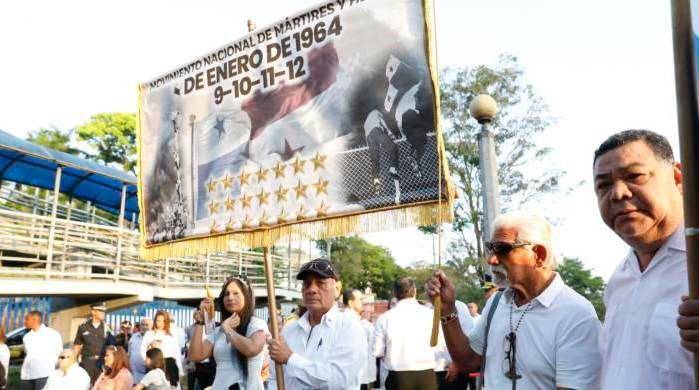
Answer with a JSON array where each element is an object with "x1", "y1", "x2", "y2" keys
[
  {"x1": 44, "y1": 363, "x2": 91, "y2": 390},
  {"x1": 21, "y1": 324, "x2": 63, "y2": 380},
  {"x1": 601, "y1": 227, "x2": 694, "y2": 389},
  {"x1": 373, "y1": 298, "x2": 440, "y2": 372},
  {"x1": 269, "y1": 305, "x2": 367, "y2": 390},
  {"x1": 468, "y1": 273, "x2": 602, "y2": 389}
]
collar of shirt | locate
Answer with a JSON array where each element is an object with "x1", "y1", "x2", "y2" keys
[
  {"x1": 502, "y1": 273, "x2": 564, "y2": 309},
  {"x1": 623, "y1": 225, "x2": 686, "y2": 275},
  {"x1": 296, "y1": 304, "x2": 340, "y2": 333}
]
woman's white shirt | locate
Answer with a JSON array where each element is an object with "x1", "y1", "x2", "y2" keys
[{"x1": 205, "y1": 316, "x2": 269, "y2": 390}]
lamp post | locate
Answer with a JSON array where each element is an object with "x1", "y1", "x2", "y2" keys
[{"x1": 469, "y1": 94, "x2": 500, "y2": 243}]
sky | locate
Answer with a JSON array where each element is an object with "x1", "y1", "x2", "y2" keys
[{"x1": 0, "y1": 0, "x2": 681, "y2": 280}]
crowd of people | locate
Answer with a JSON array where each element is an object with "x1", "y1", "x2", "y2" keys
[{"x1": 0, "y1": 128, "x2": 698, "y2": 389}]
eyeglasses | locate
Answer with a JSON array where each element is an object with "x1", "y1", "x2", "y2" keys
[
  {"x1": 502, "y1": 332, "x2": 522, "y2": 381},
  {"x1": 485, "y1": 241, "x2": 534, "y2": 256}
]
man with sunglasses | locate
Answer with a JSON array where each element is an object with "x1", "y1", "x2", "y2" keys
[
  {"x1": 268, "y1": 258, "x2": 367, "y2": 389},
  {"x1": 426, "y1": 212, "x2": 602, "y2": 389},
  {"x1": 43, "y1": 349, "x2": 90, "y2": 390},
  {"x1": 593, "y1": 130, "x2": 694, "y2": 389}
]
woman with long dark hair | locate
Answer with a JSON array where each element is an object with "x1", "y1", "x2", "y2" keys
[
  {"x1": 134, "y1": 348, "x2": 171, "y2": 390},
  {"x1": 92, "y1": 346, "x2": 133, "y2": 389},
  {"x1": 140, "y1": 311, "x2": 182, "y2": 388},
  {"x1": 189, "y1": 277, "x2": 269, "y2": 390}
]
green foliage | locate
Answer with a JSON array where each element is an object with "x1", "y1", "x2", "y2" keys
[
  {"x1": 405, "y1": 262, "x2": 486, "y2": 307},
  {"x1": 557, "y1": 257, "x2": 606, "y2": 319},
  {"x1": 76, "y1": 113, "x2": 138, "y2": 173},
  {"x1": 324, "y1": 236, "x2": 405, "y2": 299},
  {"x1": 27, "y1": 126, "x2": 85, "y2": 156},
  {"x1": 422, "y1": 54, "x2": 572, "y2": 282}
]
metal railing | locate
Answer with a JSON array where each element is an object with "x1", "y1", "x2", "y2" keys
[{"x1": 0, "y1": 206, "x2": 303, "y2": 292}]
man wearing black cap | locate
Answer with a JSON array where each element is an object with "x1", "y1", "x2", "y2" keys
[
  {"x1": 73, "y1": 302, "x2": 116, "y2": 385},
  {"x1": 268, "y1": 258, "x2": 367, "y2": 389}
]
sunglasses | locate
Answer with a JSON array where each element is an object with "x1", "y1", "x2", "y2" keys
[
  {"x1": 502, "y1": 332, "x2": 522, "y2": 380},
  {"x1": 485, "y1": 241, "x2": 534, "y2": 256},
  {"x1": 299, "y1": 260, "x2": 335, "y2": 275}
]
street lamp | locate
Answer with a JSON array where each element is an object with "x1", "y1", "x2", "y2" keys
[{"x1": 469, "y1": 94, "x2": 501, "y2": 243}]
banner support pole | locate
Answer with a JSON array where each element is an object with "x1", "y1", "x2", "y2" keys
[
  {"x1": 670, "y1": 0, "x2": 699, "y2": 386},
  {"x1": 263, "y1": 246, "x2": 286, "y2": 390}
]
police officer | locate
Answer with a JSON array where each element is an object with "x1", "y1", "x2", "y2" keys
[{"x1": 72, "y1": 302, "x2": 116, "y2": 385}]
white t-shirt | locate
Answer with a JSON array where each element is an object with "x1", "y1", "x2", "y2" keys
[
  {"x1": 205, "y1": 316, "x2": 269, "y2": 390},
  {"x1": 140, "y1": 368, "x2": 170, "y2": 388},
  {"x1": 0, "y1": 343, "x2": 9, "y2": 381},
  {"x1": 468, "y1": 273, "x2": 602, "y2": 389},
  {"x1": 21, "y1": 324, "x2": 63, "y2": 380},
  {"x1": 140, "y1": 330, "x2": 182, "y2": 374}
]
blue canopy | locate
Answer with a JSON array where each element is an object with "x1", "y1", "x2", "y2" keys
[{"x1": 0, "y1": 129, "x2": 139, "y2": 218}]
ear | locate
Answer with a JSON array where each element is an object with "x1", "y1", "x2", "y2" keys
[
  {"x1": 533, "y1": 244, "x2": 548, "y2": 268},
  {"x1": 335, "y1": 280, "x2": 343, "y2": 298},
  {"x1": 673, "y1": 162, "x2": 683, "y2": 191}
]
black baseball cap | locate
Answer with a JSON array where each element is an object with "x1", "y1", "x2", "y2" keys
[{"x1": 296, "y1": 258, "x2": 339, "y2": 280}]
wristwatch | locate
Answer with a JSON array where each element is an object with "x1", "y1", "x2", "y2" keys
[{"x1": 440, "y1": 310, "x2": 458, "y2": 325}]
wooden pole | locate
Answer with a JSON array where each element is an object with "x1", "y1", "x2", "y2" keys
[
  {"x1": 264, "y1": 247, "x2": 285, "y2": 390},
  {"x1": 671, "y1": 1, "x2": 699, "y2": 386}
]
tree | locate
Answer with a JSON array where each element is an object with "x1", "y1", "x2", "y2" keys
[
  {"x1": 76, "y1": 113, "x2": 138, "y2": 173},
  {"x1": 26, "y1": 126, "x2": 85, "y2": 156},
  {"x1": 405, "y1": 261, "x2": 486, "y2": 307},
  {"x1": 321, "y1": 236, "x2": 405, "y2": 299},
  {"x1": 557, "y1": 257, "x2": 606, "y2": 319},
  {"x1": 432, "y1": 54, "x2": 574, "y2": 280}
]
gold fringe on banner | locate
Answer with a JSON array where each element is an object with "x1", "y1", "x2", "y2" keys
[{"x1": 140, "y1": 201, "x2": 453, "y2": 260}]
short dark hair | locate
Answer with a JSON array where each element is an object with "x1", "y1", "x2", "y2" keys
[
  {"x1": 393, "y1": 277, "x2": 416, "y2": 300},
  {"x1": 28, "y1": 311, "x2": 42, "y2": 322},
  {"x1": 593, "y1": 129, "x2": 675, "y2": 165},
  {"x1": 342, "y1": 289, "x2": 360, "y2": 306}
]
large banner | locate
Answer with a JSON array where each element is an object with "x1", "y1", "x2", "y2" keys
[{"x1": 138, "y1": 0, "x2": 453, "y2": 258}]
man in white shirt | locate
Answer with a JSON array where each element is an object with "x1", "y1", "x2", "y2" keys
[
  {"x1": 427, "y1": 211, "x2": 602, "y2": 389},
  {"x1": 373, "y1": 277, "x2": 438, "y2": 390},
  {"x1": 268, "y1": 258, "x2": 367, "y2": 389},
  {"x1": 20, "y1": 311, "x2": 63, "y2": 390},
  {"x1": 343, "y1": 289, "x2": 376, "y2": 390},
  {"x1": 128, "y1": 317, "x2": 153, "y2": 384},
  {"x1": 43, "y1": 349, "x2": 90, "y2": 390},
  {"x1": 592, "y1": 130, "x2": 694, "y2": 389}
]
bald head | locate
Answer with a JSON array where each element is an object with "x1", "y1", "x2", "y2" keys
[{"x1": 58, "y1": 348, "x2": 76, "y2": 372}]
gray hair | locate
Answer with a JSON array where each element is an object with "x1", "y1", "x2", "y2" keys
[{"x1": 491, "y1": 211, "x2": 557, "y2": 270}]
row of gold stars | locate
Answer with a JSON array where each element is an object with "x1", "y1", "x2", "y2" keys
[
  {"x1": 206, "y1": 178, "x2": 330, "y2": 215},
  {"x1": 209, "y1": 201, "x2": 331, "y2": 233},
  {"x1": 206, "y1": 153, "x2": 327, "y2": 193}
]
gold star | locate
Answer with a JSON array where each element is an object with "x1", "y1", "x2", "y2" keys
[
  {"x1": 255, "y1": 166, "x2": 268, "y2": 183},
  {"x1": 224, "y1": 196, "x2": 235, "y2": 211},
  {"x1": 316, "y1": 201, "x2": 330, "y2": 216},
  {"x1": 209, "y1": 218, "x2": 219, "y2": 233},
  {"x1": 274, "y1": 185, "x2": 289, "y2": 202},
  {"x1": 259, "y1": 210, "x2": 269, "y2": 225},
  {"x1": 298, "y1": 204, "x2": 308, "y2": 220},
  {"x1": 314, "y1": 178, "x2": 329, "y2": 196},
  {"x1": 272, "y1": 162, "x2": 286, "y2": 179},
  {"x1": 220, "y1": 174, "x2": 234, "y2": 189},
  {"x1": 242, "y1": 213, "x2": 253, "y2": 228},
  {"x1": 258, "y1": 190, "x2": 269, "y2": 206},
  {"x1": 207, "y1": 199, "x2": 220, "y2": 215},
  {"x1": 279, "y1": 207, "x2": 287, "y2": 219},
  {"x1": 292, "y1": 157, "x2": 305, "y2": 175},
  {"x1": 294, "y1": 180, "x2": 307, "y2": 199},
  {"x1": 241, "y1": 194, "x2": 252, "y2": 209},
  {"x1": 206, "y1": 179, "x2": 218, "y2": 193},
  {"x1": 237, "y1": 170, "x2": 250, "y2": 187},
  {"x1": 225, "y1": 216, "x2": 236, "y2": 231},
  {"x1": 311, "y1": 153, "x2": 327, "y2": 171}
]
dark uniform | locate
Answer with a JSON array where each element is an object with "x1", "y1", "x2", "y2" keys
[{"x1": 74, "y1": 320, "x2": 116, "y2": 384}]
